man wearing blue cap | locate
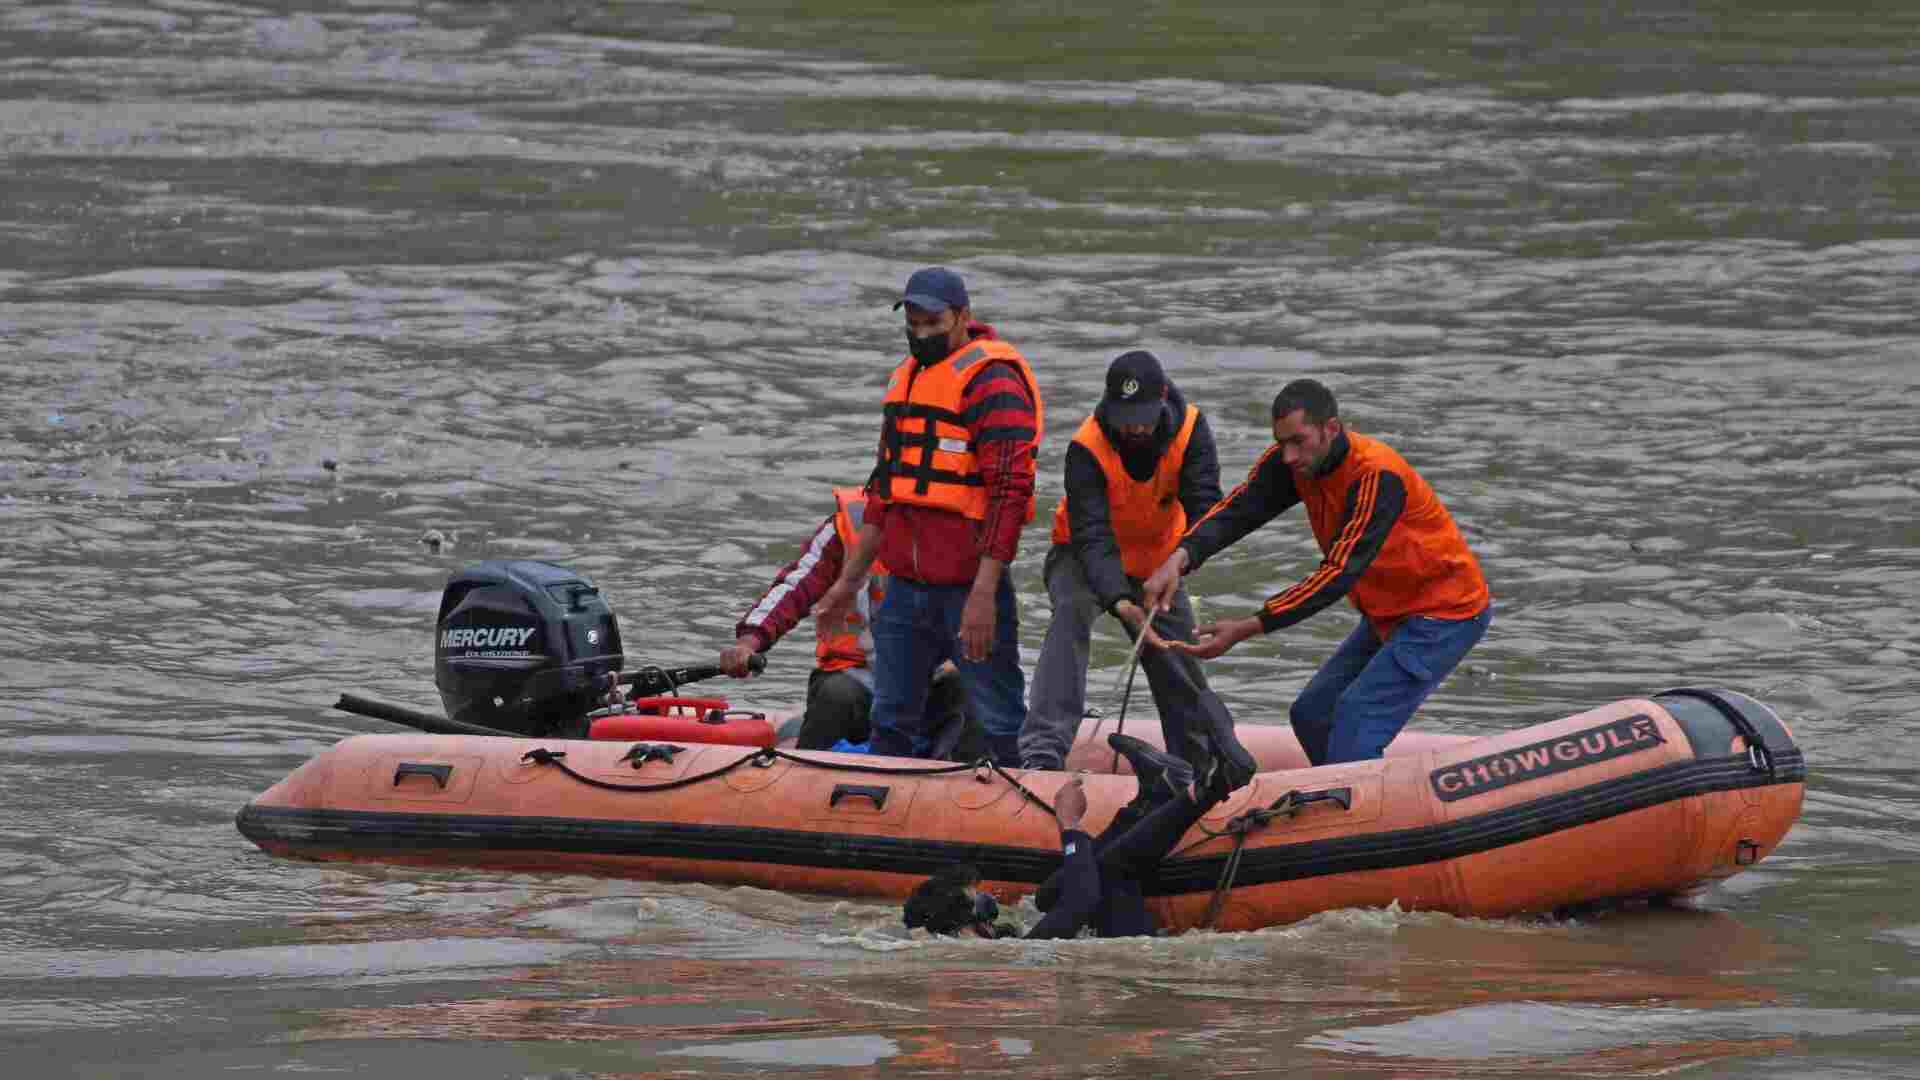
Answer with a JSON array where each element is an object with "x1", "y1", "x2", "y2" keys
[{"x1": 814, "y1": 268, "x2": 1045, "y2": 766}]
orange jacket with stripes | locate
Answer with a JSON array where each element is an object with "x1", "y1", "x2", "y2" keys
[{"x1": 1182, "y1": 429, "x2": 1489, "y2": 637}]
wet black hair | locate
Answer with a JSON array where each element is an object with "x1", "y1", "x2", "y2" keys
[
  {"x1": 903, "y1": 863, "x2": 984, "y2": 936},
  {"x1": 1271, "y1": 378, "x2": 1338, "y2": 424}
]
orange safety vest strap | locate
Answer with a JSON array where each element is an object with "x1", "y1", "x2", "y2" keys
[
  {"x1": 875, "y1": 336, "x2": 1042, "y2": 522},
  {"x1": 880, "y1": 401, "x2": 983, "y2": 496}
]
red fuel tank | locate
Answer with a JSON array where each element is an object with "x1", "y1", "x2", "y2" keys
[{"x1": 588, "y1": 697, "x2": 777, "y2": 748}]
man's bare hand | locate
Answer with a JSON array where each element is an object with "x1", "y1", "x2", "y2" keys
[
  {"x1": 1166, "y1": 615, "x2": 1263, "y2": 660},
  {"x1": 1112, "y1": 599, "x2": 1171, "y2": 651},
  {"x1": 1055, "y1": 776, "x2": 1088, "y2": 833},
  {"x1": 719, "y1": 637, "x2": 761, "y2": 678},
  {"x1": 1140, "y1": 548, "x2": 1189, "y2": 614},
  {"x1": 958, "y1": 585, "x2": 995, "y2": 663}
]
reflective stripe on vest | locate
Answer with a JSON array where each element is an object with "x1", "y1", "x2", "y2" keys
[
  {"x1": 1049, "y1": 405, "x2": 1199, "y2": 579},
  {"x1": 876, "y1": 338, "x2": 1045, "y2": 521},
  {"x1": 816, "y1": 487, "x2": 888, "y2": 672}
]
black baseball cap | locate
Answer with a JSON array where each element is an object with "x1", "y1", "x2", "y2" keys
[{"x1": 1103, "y1": 350, "x2": 1169, "y2": 428}]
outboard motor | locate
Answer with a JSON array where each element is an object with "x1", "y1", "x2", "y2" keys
[{"x1": 434, "y1": 560, "x2": 624, "y2": 737}]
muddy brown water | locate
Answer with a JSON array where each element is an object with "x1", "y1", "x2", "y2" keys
[{"x1": 4, "y1": 2, "x2": 1918, "y2": 1076}]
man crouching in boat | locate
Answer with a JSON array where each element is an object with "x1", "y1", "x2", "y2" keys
[
  {"x1": 903, "y1": 735, "x2": 1221, "y2": 939},
  {"x1": 1142, "y1": 378, "x2": 1492, "y2": 766},
  {"x1": 720, "y1": 486, "x2": 985, "y2": 760},
  {"x1": 1021, "y1": 349, "x2": 1254, "y2": 790}
]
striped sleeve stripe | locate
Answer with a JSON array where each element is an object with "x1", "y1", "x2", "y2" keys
[
  {"x1": 741, "y1": 519, "x2": 835, "y2": 629},
  {"x1": 975, "y1": 438, "x2": 1031, "y2": 560},
  {"x1": 1267, "y1": 471, "x2": 1378, "y2": 610},
  {"x1": 973, "y1": 423, "x2": 1038, "y2": 445},
  {"x1": 1263, "y1": 470, "x2": 1381, "y2": 618},
  {"x1": 1325, "y1": 470, "x2": 1382, "y2": 566},
  {"x1": 959, "y1": 390, "x2": 1036, "y2": 426},
  {"x1": 1186, "y1": 443, "x2": 1283, "y2": 537}
]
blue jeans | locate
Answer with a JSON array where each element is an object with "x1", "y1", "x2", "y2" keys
[
  {"x1": 1289, "y1": 606, "x2": 1492, "y2": 765},
  {"x1": 869, "y1": 575, "x2": 1026, "y2": 765}
]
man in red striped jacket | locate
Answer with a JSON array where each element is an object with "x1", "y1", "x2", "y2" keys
[{"x1": 814, "y1": 268, "x2": 1043, "y2": 766}]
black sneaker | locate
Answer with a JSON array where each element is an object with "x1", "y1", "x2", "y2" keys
[
  {"x1": 1108, "y1": 733, "x2": 1194, "y2": 813},
  {"x1": 1194, "y1": 698, "x2": 1258, "y2": 793}
]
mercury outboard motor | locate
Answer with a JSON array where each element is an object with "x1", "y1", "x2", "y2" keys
[{"x1": 434, "y1": 560, "x2": 623, "y2": 737}]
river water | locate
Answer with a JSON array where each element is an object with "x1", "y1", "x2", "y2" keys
[{"x1": 4, "y1": 1, "x2": 1918, "y2": 1076}]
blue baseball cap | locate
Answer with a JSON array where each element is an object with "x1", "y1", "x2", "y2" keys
[{"x1": 892, "y1": 267, "x2": 970, "y2": 314}]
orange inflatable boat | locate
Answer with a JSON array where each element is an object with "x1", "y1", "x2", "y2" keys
[{"x1": 237, "y1": 687, "x2": 1802, "y2": 931}]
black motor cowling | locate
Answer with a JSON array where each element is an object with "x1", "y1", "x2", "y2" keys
[{"x1": 434, "y1": 559, "x2": 623, "y2": 737}]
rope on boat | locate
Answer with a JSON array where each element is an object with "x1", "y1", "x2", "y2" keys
[
  {"x1": 1170, "y1": 787, "x2": 1354, "y2": 930},
  {"x1": 1111, "y1": 644, "x2": 1143, "y2": 774},
  {"x1": 520, "y1": 745, "x2": 1058, "y2": 818}
]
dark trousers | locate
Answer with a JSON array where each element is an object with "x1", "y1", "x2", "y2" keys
[
  {"x1": 869, "y1": 575, "x2": 1026, "y2": 766},
  {"x1": 1025, "y1": 790, "x2": 1215, "y2": 940},
  {"x1": 797, "y1": 666, "x2": 984, "y2": 762},
  {"x1": 1023, "y1": 543, "x2": 1225, "y2": 774}
]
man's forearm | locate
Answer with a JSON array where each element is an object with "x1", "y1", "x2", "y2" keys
[
  {"x1": 840, "y1": 522, "x2": 883, "y2": 583},
  {"x1": 970, "y1": 554, "x2": 1006, "y2": 597}
]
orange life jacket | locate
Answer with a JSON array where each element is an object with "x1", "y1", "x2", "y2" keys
[
  {"x1": 817, "y1": 487, "x2": 889, "y2": 672},
  {"x1": 876, "y1": 337, "x2": 1045, "y2": 522},
  {"x1": 1049, "y1": 404, "x2": 1200, "y2": 579},
  {"x1": 1297, "y1": 431, "x2": 1490, "y2": 632}
]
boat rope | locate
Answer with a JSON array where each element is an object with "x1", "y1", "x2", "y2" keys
[
  {"x1": 519, "y1": 745, "x2": 1058, "y2": 817},
  {"x1": 1109, "y1": 621, "x2": 1149, "y2": 773},
  {"x1": 1164, "y1": 786, "x2": 1355, "y2": 930},
  {"x1": 1200, "y1": 830, "x2": 1253, "y2": 931}
]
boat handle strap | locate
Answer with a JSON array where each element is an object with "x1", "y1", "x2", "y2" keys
[
  {"x1": 393, "y1": 762, "x2": 453, "y2": 790},
  {"x1": 1658, "y1": 687, "x2": 1777, "y2": 777},
  {"x1": 830, "y1": 783, "x2": 890, "y2": 810}
]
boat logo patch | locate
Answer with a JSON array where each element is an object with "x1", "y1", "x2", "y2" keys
[{"x1": 1430, "y1": 714, "x2": 1665, "y2": 802}]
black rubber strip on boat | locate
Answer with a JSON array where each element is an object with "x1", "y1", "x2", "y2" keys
[{"x1": 235, "y1": 747, "x2": 1803, "y2": 895}]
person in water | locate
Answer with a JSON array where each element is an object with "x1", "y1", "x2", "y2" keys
[
  {"x1": 1141, "y1": 378, "x2": 1492, "y2": 766},
  {"x1": 902, "y1": 734, "x2": 1221, "y2": 939}
]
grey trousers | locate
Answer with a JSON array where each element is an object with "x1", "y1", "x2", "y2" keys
[{"x1": 1019, "y1": 543, "x2": 1223, "y2": 773}]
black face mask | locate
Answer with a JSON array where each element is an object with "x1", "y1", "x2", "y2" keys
[{"x1": 907, "y1": 327, "x2": 952, "y2": 364}]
